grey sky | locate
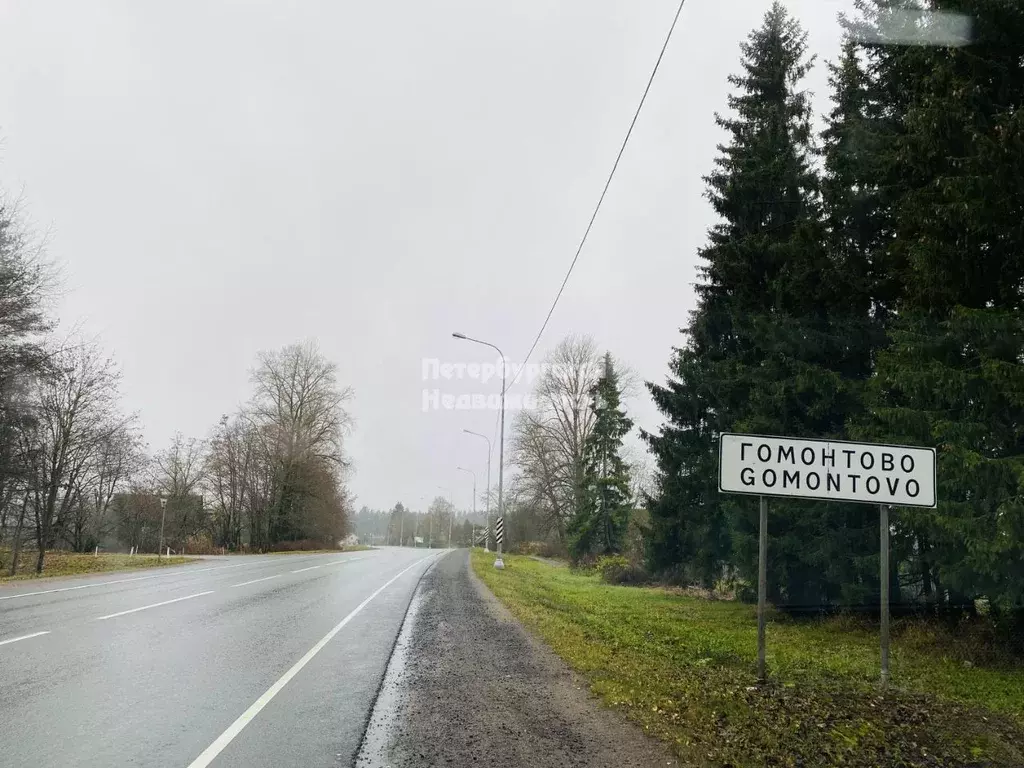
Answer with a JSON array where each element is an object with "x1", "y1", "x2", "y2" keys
[{"x1": 0, "y1": 0, "x2": 851, "y2": 511}]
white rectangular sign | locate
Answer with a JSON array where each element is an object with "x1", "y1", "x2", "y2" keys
[{"x1": 719, "y1": 433, "x2": 936, "y2": 508}]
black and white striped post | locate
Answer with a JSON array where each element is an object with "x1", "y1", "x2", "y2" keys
[{"x1": 493, "y1": 514, "x2": 505, "y2": 569}]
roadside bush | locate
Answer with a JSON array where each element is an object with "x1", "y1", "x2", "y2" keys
[
  {"x1": 596, "y1": 555, "x2": 649, "y2": 585},
  {"x1": 539, "y1": 540, "x2": 565, "y2": 558},
  {"x1": 735, "y1": 582, "x2": 757, "y2": 604},
  {"x1": 513, "y1": 540, "x2": 566, "y2": 558},
  {"x1": 514, "y1": 541, "x2": 546, "y2": 556},
  {"x1": 715, "y1": 573, "x2": 751, "y2": 603},
  {"x1": 272, "y1": 539, "x2": 337, "y2": 552},
  {"x1": 183, "y1": 534, "x2": 217, "y2": 555},
  {"x1": 622, "y1": 508, "x2": 649, "y2": 564}
]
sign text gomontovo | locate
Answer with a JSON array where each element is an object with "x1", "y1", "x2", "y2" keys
[{"x1": 719, "y1": 434, "x2": 936, "y2": 508}]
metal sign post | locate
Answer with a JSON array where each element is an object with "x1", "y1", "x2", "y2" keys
[
  {"x1": 718, "y1": 434, "x2": 936, "y2": 688},
  {"x1": 880, "y1": 503, "x2": 890, "y2": 690},
  {"x1": 757, "y1": 496, "x2": 767, "y2": 684}
]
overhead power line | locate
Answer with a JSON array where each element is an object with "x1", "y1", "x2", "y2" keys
[{"x1": 503, "y1": 0, "x2": 688, "y2": 394}]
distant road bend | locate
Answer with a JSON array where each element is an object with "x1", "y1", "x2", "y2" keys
[{"x1": 0, "y1": 547, "x2": 440, "y2": 767}]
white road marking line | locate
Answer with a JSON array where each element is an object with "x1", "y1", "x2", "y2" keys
[
  {"x1": 0, "y1": 631, "x2": 51, "y2": 647},
  {"x1": 231, "y1": 574, "x2": 283, "y2": 588},
  {"x1": 0, "y1": 573, "x2": 165, "y2": 601},
  {"x1": 0, "y1": 558, "x2": 335, "y2": 602},
  {"x1": 291, "y1": 555, "x2": 364, "y2": 574},
  {"x1": 186, "y1": 553, "x2": 440, "y2": 768},
  {"x1": 95, "y1": 591, "x2": 215, "y2": 621},
  {"x1": 326, "y1": 556, "x2": 364, "y2": 566},
  {"x1": 0, "y1": 563, "x2": 249, "y2": 602}
]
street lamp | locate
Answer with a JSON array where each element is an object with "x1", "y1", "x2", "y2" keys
[
  {"x1": 453, "y1": 332, "x2": 506, "y2": 569},
  {"x1": 462, "y1": 429, "x2": 492, "y2": 551},
  {"x1": 456, "y1": 466, "x2": 476, "y2": 548}
]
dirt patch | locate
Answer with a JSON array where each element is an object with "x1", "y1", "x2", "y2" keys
[{"x1": 360, "y1": 550, "x2": 678, "y2": 768}]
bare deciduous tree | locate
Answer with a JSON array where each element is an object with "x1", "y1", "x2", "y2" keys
[
  {"x1": 250, "y1": 341, "x2": 353, "y2": 544},
  {"x1": 0, "y1": 194, "x2": 56, "y2": 566},
  {"x1": 202, "y1": 342, "x2": 355, "y2": 550},
  {"x1": 151, "y1": 432, "x2": 207, "y2": 551},
  {"x1": 206, "y1": 414, "x2": 253, "y2": 550},
  {"x1": 31, "y1": 342, "x2": 125, "y2": 572},
  {"x1": 511, "y1": 335, "x2": 602, "y2": 545},
  {"x1": 64, "y1": 421, "x2": 144, "y2": 551},
  {"x1": 251, "y1": 340, "x2": 352, "y2": 468}
]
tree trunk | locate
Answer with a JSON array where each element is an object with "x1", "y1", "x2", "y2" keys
[
  {"x1": 0, "y1": 486, "x2": 14, "y2": 546},
  {"x1": 919, "y1": 535, "x2": 934, "y2": 615},
  {"x1": 8, "y1": 494, "x2": 29, "y2": 577},
  {"x1": 72, "y1": 514, "x2": 84, "y2": 553},
  {"x1": 36, "y1": 481, "x2": 60, "y2": 573}
]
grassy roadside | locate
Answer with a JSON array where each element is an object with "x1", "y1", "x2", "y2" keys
[
  {"x1": 471, "y1": 551, "x2": 1024, "y2": 767},
  {"x1": 0, "y1": 550, "x2": 195, "y2": 584}
]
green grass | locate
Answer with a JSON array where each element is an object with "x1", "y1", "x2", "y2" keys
[
  {"x1": 0, "y1": 550, "x2": 195, "y2": 583},
  {"x1": 472, "y1": 551, "x2": 1024, "y2": 767}
]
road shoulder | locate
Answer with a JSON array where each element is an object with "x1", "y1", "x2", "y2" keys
[{"x1": 356, "y1": 549, "x2": 678, "y2": 768}]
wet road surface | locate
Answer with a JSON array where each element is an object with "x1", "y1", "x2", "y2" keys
[{"x1": 0, "y1": 547, "x2": 440, "y2": 767}]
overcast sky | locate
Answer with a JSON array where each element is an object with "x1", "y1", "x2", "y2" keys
[{"x1": 0, "y1": 0, "x2": 853, "y2": 511}]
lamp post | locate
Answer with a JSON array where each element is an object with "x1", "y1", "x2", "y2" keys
[
  {"x1": 456, "y1": 466, "x2": 476, "y2": 548},
  {"x1": 462, "y1": 429, "x2": 491, "y2": 551},
  {"x1": 453, "y1": 332, "x2": 506, "y2": 569}
]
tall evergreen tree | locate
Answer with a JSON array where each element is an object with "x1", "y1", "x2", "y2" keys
[
  {"x1": 569, "y1": 354, "x2": 632, "y2": 561},
  {"x1": 851, "y1": 0, "x2": 1024, "y2": 624},
  {"x1": 647, "y1": 3, "x2": 872, "y2": 606},
  {"x1": 813, "y1": 38, "x2": 899, "y2": 608},
  {"x1": 0, "y1": 198, "x2": 54, "y2": 514}
]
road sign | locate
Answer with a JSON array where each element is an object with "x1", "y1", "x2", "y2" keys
[
  {"x1": 719, "y1": 433, "x2": 936, "y2": 508},
  {"x1": 718, "y1": 432, "x2": 936, "y2": 688},
  {"x1": 495, "y1": 517, "x2": 504, "y2": 544}
]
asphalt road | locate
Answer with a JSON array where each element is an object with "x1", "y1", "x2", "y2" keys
[{"x1": 0, "y1": 547, "x2": 441, "y2": 767}]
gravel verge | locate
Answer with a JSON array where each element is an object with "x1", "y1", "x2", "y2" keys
[{"x1": 356, "y1": 549, "x2": 678, "y2": 768}]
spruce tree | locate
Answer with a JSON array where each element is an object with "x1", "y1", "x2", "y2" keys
[
  {"x1": 569, "y1": 354, "x2": 632, "y2": 561},
  {"x1": 646, "y1": 3, "x2": 856, "y2": 602},
  {"x1": 854, "y1": 0, "x2": 1024, "y2": 623},
  {"x1": 813, "y1": 38, "x2": 899, "y2": 608}
]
